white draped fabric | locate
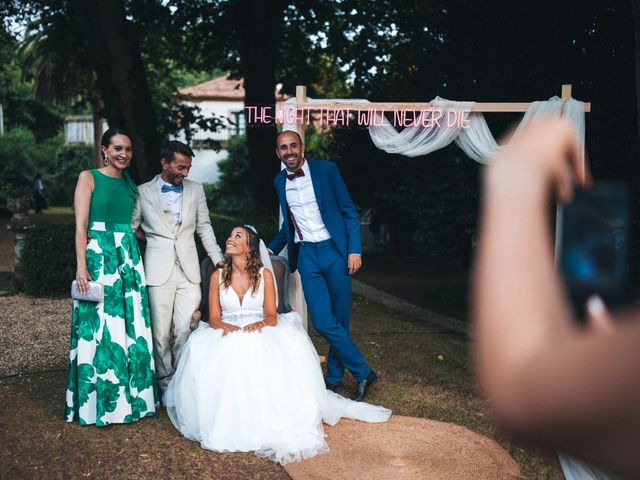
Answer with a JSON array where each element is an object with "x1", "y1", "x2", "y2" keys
[
  {"x1": 558, "y1": 454, "x2": 622, "y2": 480},
  {"x1": 281, "y1": 95, "x2": 585, "y2": 165}
]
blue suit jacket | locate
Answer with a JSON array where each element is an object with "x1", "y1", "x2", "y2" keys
[{"x1": 268, "y1": 160, "x2": 361, "y2": 272}]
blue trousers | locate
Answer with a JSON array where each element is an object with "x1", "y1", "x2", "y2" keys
[{"x1": 297, "y1": 239, "x2": 371, "y2": 384}]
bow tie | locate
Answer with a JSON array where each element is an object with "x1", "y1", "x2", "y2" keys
[
  {"x1": 161, "y1": 184, "x2": 183, "y2": 193},
  {"x1": 286, "y1": 169, "x2": 305, "y2": 181}
]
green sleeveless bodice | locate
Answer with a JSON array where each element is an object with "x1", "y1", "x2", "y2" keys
[{"x1": 89, "y1": 169, "x2": 135, "y2": 225}]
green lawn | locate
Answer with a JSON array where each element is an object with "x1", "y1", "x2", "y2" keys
[{"x1": 1, "y1": 210, "x2": 562, "y2": 478}]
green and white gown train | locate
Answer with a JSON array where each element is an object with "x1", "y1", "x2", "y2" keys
[{"x1": 65, "y1": 169, "x2": 157, "y2": 426}]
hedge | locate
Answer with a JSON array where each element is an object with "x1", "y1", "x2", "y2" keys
[
  {"x1": 209, "y1": 213, "x2": 279, "y2": 251},
  {"x1": 21, "y1": 224, "x2": 76, "y2": 296},
  {"x1": 20, "y1": 215, "x2": 280, "y2": 297}
]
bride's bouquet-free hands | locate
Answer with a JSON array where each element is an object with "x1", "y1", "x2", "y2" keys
[
  {"x1": 221, "y1": 322, "x2": 241, "y2": 336},
  {"x1": 243, "y1": 320, "x2": 267, "y2": 333}
]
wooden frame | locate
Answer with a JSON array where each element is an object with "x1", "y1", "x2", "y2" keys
[{"x1": 291, "y1": 84, "x2": 590, "y2": 143}]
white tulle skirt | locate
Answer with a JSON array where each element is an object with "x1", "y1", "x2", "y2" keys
[{"x1": 164, "y1": 312, "x2": 391, "y2": 465}]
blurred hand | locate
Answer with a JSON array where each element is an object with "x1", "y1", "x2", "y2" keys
[
  {"x1": 348, "y1": 254, "x2": 362, "y2": 275},
  {"x1": 585, "y1": 295, "x2": 617, "y2": 334},
  {"x1": 489, "y1": 117, "x2": 590, "y2": 202},
  {"x1": 134, "y1": 227, "x2": 146, "y2": 242}
]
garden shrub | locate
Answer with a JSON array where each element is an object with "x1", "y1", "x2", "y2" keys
[
  {"x1": 206, "y1": 134, "x2": 252, "y2": 213},
  {"x1": 0, "y1": 127, "x2": 64, "y2": 204},
  {"x1": 19, "y1": 214, "x2": 279, "y2": 297},
  {"x1": 47, "y1": 144, "x2": 93, "y2": 206},
  {"x1": 21, "y1": 224, "x2": 76, "y2": 296},
  {"x1": 197, "y1": 214, "x2": 280, "y2": 260}
]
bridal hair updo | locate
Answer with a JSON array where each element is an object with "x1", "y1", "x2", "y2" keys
[{"x1": 222, "y1": 225, "x2": 263, "y2": 295}]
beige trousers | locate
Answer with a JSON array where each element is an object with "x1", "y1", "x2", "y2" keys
[{"x1": 148, "y1": 264, "x2": 201, "y2": 392}]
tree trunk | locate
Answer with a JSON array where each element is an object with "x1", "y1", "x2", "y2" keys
[
  {"x1": 231, "y1": 0, "x2": 286, "y2": 212},
  {"x1": 632, "y1": 0, "x2": 640, "y2": 142},
  {"x1": 78, "y1": 0, "x2": 162, "y2": 182},
  {"x1": 91, "y1": 84, "x2": 105, "y2": 169},
  {"x1": 92, "y1": 108, "x2": 104, "y2": 169}
]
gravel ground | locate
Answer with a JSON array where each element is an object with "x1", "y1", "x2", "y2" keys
[
  {"x1": 0, "y1": 216, "x2": 76, "y2": 376},
  {"x1": 0, "y1": 294, "x2": 71, "y2": 377}
]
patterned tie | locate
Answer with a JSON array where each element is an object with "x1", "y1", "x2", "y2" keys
[
  {"x1": 161, "y1": 184, "x2": 183, "y2": 193},
  {"x1": 286, "y1": 169, "x2": 305, "y2": 181}
]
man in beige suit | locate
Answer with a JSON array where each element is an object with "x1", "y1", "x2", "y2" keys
[{"x1": 131, "y1": 140, "x2": 224, "y2": 393}]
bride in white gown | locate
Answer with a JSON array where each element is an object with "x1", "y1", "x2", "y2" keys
[{"x1": 164, "y1": 225, "x2": 391, "y2": 465}]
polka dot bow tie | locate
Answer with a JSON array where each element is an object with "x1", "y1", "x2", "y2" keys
[{"x1": 161, "y1": 184, "x2": 183, "y2": 193}]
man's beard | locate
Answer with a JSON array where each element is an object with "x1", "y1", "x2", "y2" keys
[{"x1": 169, "y1": 173, "x2": 184, "y2": 185}]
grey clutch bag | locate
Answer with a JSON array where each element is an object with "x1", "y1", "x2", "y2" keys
[{"x1": 71, "y1": 280, "x2": 104, "y2": 302}]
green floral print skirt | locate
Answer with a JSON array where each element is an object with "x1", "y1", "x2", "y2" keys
[{"x1": 65, "y1": 222, "x2": 158, "y2": 426}]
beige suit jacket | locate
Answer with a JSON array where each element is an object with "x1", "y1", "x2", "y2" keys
[{"x1": 131, "y1": 176, "x2": 224, "y2": 286}]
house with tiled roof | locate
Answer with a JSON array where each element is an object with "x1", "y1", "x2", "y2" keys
[
  {"x1": 64, "y1": 74, "x2": 283, "y2": 182},
  {"x1": 173, "y1": 74, "x2": 246, "y2": 183},
  {"x1": 175, "y1": 74, "x2": 286, "y2": 183}
]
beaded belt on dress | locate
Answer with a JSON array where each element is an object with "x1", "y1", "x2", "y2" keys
[{"x1": 221, "y1": 312, "x2": 264, "y2": 323}]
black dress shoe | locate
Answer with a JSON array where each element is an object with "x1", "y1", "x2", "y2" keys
[
  {"x1": 325, "y1": 378, "x2": 340, "y2": 393},
  {"x1": 326, "y1": 383, "x2": 340, "y2": 393},
  {"x1": 350, "y1": 371, "x2": 378, "y2": 402}
]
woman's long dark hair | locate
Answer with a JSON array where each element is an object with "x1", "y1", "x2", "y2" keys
[{"x1": 221, "y1": 226, "x2": 263, "y2": 295}]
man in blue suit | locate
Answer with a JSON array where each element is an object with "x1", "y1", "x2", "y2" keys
[{"x1": 268, "y1": 130, "x2": 377, "y2": 401}]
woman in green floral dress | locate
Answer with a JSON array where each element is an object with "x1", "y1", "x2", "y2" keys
[{"x1": 66, "y1": 128, "x2": 157, "y2": 426}]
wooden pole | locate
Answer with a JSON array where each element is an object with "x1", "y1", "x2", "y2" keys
[
  {"x1": 287, "y1": 100, "x2": 591, "y2": 113},
  {"x1": 555, "y1": 84, "x2": 575, "y2": 263},
  {"x1": 295, "y1": 85, "x2": 307, "y2": 143},
  {"x1": 559, "y1": 84, "x2": 587, "y2": 177},
  {"x1": 290, "y1": 85, "x2": 310, "y2": 333},
  {"x1": 283, "y1": 84, "x2": 591, "y2": 113}
]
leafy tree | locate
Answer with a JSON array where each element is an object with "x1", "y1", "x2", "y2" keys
[
  {"x1": 8, "y1": 0, "x2": 639, "y2": 264},
  {"x1": 0, "y1": 127, "x2": 61, "y2": 194},
  {"x1": 208, "y1": 134, "x2": 252, "y2": 213},
  {"x1": 170, "y1": 0, "x2": 288, "y2": 210},
  {"x1": 13, "y1": 0, "x2": 226, "y2": 181},
  {"x1": 0, "y1": 27, "x2": 62, "y2": 140}
]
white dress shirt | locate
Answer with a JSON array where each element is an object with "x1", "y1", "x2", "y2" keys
[
  {"x1": 156, "y1": 176, "x2": 182, "y2": 224},
  {"x1": 286, "y1": 160, "x2": 331, "y2": 243}
]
